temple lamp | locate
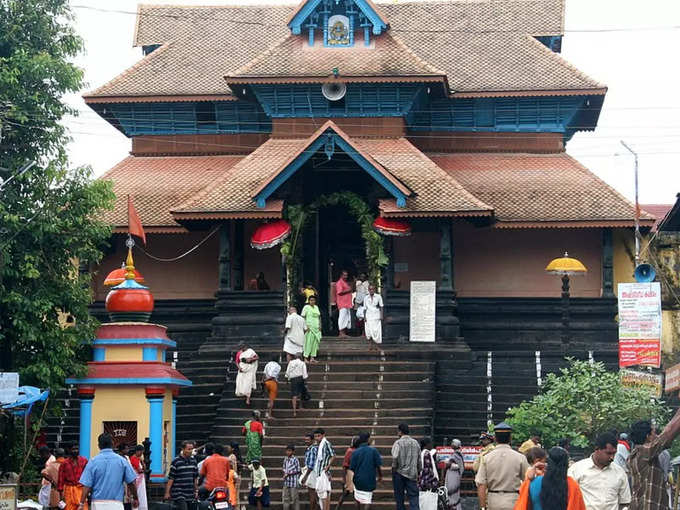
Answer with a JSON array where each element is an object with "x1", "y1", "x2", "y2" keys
[{"x1": 545, "y1": 252, "x2": 587, "y2": 346}]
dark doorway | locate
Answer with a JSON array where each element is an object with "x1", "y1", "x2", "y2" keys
[{"x1": 302, "y1": 204, "x2": 365, "y2": 331}]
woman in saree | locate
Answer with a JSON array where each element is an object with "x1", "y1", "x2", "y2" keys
[
  {"x1": 301, "y1": 295, "x2": 322, "y2": 363},
  {"x1": 234, "y1": 344, "x2": 259, "y2": 405},
  {"x1": 129, "y1": 445, "x2": 148, "y2": 510}
]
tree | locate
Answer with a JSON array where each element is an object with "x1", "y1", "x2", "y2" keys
[
  {"x1": 506, "y1": 359, "x2": 669, "y2": 449},
  {"x1": 0, "y1": 0, "x2": 114, "y2": 472}
]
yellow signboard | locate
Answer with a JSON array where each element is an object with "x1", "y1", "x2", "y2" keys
[{"x1": 0, "y1": 485, "x2": 16, "y2": 510}]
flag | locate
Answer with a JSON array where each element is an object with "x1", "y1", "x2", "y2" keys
[{"x1": 128, "y1": 195, "x2": 146, "y2": 245}]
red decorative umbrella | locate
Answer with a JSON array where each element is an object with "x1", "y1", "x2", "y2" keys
[
  {"x1": 372, "y1": 217, "x2": 412, "y2": 236},
  {"x1": 104, "y1": 266, "x2": 145, "y2": 286},
  {"x1": 250, "y1": 219, "x2": 292, "y2": 249}
]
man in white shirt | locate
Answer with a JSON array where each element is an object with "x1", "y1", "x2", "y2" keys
[
  {"x1": 283, "y1": 306, "x2": 306, "y2": 360},
  {"x1": 568, "y1": 431, "x2": 631, "y2": 510},
  {"x1": 262, "y1": 357, "x2": 281, "y2": 419},
  {"x1": 285, "y1": 355, "x2": 309, "y2": 417},
  {"x1": 362, "y1": 284, "x2": 384, "y2": 346}
]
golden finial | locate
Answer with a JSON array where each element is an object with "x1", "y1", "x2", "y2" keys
[{"x1": 125, "y1": 236, "x2": 136, "y2": 280}]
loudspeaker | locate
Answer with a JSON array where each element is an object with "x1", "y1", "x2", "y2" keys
[
  {"x1": 321, "y1": 82, "x2": 346, "y2": 101},
  {"x1": 634, "y1": 263, "x2": 656, "y2": 283}
]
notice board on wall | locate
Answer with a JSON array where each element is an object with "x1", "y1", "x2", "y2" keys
[
  {"x1": 618, "y1": 282, "x2": 662, "y2": 368},
  {"x1": 409, "y1": 281, "x2": 436, "y2": 342}
]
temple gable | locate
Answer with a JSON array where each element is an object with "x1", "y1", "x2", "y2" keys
[{"x1": 287, "y1": 0, "x2": 389, "y2": 47}]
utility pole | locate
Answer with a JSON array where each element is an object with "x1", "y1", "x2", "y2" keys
[{"x1": 620, "y1": 140, "x2": 640, "y2": 266}]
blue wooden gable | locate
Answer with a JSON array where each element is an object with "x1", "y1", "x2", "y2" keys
[
  {"x1": 254, "y1": 125, "x2": 410, "y2": 208},
  {"x1": 288, "y1": 0, "x2": 388, "y2": 47}
]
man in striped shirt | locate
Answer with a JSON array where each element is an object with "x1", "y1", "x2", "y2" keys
[
  {"x1": 164, "y1": 441, "x2": 198, "y2": 510},
  {"x1": 313, "y1": 428, "x2": 335, "y2": 510},
  {"x1": 301, "y1": 433, "x2": 318, "y2": 510}
]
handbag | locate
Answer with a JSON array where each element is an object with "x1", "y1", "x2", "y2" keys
[{"x1": 418, "y1": 490, "x2": 438, "y2": 510}]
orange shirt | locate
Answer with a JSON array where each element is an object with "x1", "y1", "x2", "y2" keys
[{"x1": 201, "y1": 454, "x2": 231, "y2": 491}]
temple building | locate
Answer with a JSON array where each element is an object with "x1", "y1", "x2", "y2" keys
[{"x1": 64, "y1": 0, "x2": 663, "y2": 472}]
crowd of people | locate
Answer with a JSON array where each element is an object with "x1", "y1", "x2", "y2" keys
[{"x1": 468, "y1": 404, "x2": 680, "y2": 510}]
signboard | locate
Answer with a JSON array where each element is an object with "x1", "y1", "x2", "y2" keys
[
  {"x1": 103, "y1": 421, "x2": 137, "y2": 450},
  {"x1": 620, "y1": 368, "x2": 663, "y2": 398},
  {"x1": 409, "y1": 281, "x2": 436, "y2": 343},
  {"x1": 0, "y1": 485, "x2": 17, "y2": 510},
  {"x1": 666, "y1": 362, "x2": 680, "y2": 393},
  {"x1": 618, "y1": 282, "x2": 662, "y2": 368},
  {"x1": 435, "y1": 446, "x2": 454, "y2": 469},
  {"x1": 461, "y1": 445, "x2": 482, "y2": 471},
  {"x1": 0, "y1": 373, "x2": 19, "y2": 405}
]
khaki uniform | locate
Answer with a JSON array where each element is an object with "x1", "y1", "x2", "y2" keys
[
  {"x1": 474, "y1": 444, "x2": 529, "y2": 510},
  {"x1": 472, "y1": 444, "x2": 495, "y2": 473}
]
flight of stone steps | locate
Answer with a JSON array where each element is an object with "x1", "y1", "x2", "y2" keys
[{"x1": 189, "y1": 337, "x2": 436, "y2": 510}]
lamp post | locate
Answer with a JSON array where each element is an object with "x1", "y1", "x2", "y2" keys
[{"x1": 546, "y1": 252, "x2": 587, "y2": 349}]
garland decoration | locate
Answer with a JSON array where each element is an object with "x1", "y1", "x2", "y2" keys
[{"x1": 280, "y1": 191, "x2": 388, "y2": 302}]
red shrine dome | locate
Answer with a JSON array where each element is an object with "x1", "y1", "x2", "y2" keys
[{"x1": 105, "y1": 250, "x2": 154, "y2": 322}]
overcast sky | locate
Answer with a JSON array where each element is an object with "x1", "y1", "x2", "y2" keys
[{"x1": 64, "y1": 0, "x2": 680, "y2": 205}]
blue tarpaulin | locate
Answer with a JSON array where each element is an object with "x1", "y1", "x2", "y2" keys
[{"x1": 2, "y1": 386, "x2": 49, "y2": 416}]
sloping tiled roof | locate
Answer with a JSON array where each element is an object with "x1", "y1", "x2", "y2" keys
[
  {"x1": 100, "y1": 155, "x2": 245, "y2": 229},
  {"x1": 172, "y1": 129, "x2": 492, "y2": 219},
  {"x1": 430, "y1": 153, "x2": 656, "y2": 227},
  {"x1": 85, "y1": 0, "x2": 603, "y2": 100},
  {"x1": 640, "y1": 204, "x2": 673, "y2": 232},
  {"x1": 227, "y1": 33, "x2": 446, "y2": 82}
]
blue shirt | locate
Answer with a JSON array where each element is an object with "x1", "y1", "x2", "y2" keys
[
  {"x1": 529, "y1": 476, "x2": 544, "y2": 510},
  {"x1": 349, "y1": 444, "x2": 382, "y2": 492},
  {"x1": 79, "y1": 449, "x2": 137, "y2": 501},
  {"x1": 305, "y1": 445, "x2": 318, "y2": 470}
]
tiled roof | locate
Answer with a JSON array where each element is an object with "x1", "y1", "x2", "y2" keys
[
  {"x1": 86, "y1": 0, "x2": 603, "y2": 100},
  {"x1": 173, "y1": 128, "x2": 492, "y2": 218},
  {"x1": 227, "y1": 33, "x2": 446, "y2": 82},
  {"x1": 100, "y1": 155, "x2": 245, "y2": 229},
  {"x1": 430, "y1": 153, "x2": 656, "y2": 226},
  {"x1": 640, "y1": 204, "x2": 673, "y2": 232}
]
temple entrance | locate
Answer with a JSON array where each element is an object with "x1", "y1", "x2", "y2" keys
[{"x1": 302, "y1": 204, "x2": 365, "y2": 331}]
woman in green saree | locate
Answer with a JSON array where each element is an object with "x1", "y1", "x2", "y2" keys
[{"x1": 301, "y1": 295, "x2": 322, "y2": 363}]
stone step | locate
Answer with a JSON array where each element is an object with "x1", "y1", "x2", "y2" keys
[{"x1": 211, "y1": 416, "x2": 431, "y2": 427}]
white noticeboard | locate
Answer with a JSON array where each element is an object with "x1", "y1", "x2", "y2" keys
[
  {"x1": 618, "y1": 282, "x2": 662, "y2": 368},
  {"x1": 0, "y1": 373, "x2": 19, "y2": 405},
  {"x1": 409, "y1": 281, "x2": 436, "y2": 342}
]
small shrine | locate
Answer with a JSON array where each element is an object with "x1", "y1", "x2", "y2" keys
[{"x1": 67, "y1": 246, "x2": 191, "y2": 482}]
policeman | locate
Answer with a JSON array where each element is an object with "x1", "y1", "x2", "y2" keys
[
  {"x1": 472, "y1": 432, "x2": 496, "y2": 473},
  {"x1": 474, "y1": 422, "x2": 528, "y2": 510}
]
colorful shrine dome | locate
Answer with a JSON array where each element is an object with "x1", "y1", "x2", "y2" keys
[{"x1": 105, "y1": 249, "x2": 154, "y2": 322}]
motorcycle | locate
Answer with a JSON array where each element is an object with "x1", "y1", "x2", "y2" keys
[{"x1": 200, "y1": 487, "x2": 233, "y2": 510}]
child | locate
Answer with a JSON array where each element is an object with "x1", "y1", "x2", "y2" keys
[
  {"x1": 524, "y1": 447, "x2": 547, "y2": 480},
  {"x1": 248, "y1": 458, "x2": 270, "y2": 509},
  {"x1": 282, "y1": 445, "x2": 301, "y2": 510}
]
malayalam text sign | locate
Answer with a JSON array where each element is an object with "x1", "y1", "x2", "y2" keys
[
  {"x1": 618, "y1": 282, "x2": 662, "y2": 368},
  {"x1": 409, "y1": 281, "x2": 436, "y2": 343},
  {"x1": 620, "y1": 368, "x2": 663, "y2": 398},
  {"x1": 0, "y1": 373, "x2": 19, "y2": 405},
  {"x1": 666, "y1": 362, "x2": 680, "y2": 393},
  {"x1": 0, "y1": 485, "x2": 16, "y2": 510}
]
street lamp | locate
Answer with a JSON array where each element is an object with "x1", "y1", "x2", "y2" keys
[{"x1": 546, "y1": 252, "x2": 588, "y2": 348}]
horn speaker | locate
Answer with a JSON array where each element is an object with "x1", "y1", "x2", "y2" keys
[
  {"x1": 634, "y1": 263, "x2": 656, "y2": 283},
  {"x1": 322, "y1": 82, "x2": 347, "y2": 101}
]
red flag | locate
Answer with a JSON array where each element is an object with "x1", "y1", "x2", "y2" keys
[{"x1": 127, "y1": 195, "x2": 146, "y2": 245}]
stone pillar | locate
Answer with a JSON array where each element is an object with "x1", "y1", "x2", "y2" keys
[
  {"x1": 171, "y1": 389, "x2": 178, "y2": 462},
  {"x1": 437, "y1": 219, "x2": 460, "y2": 340},
  {"x1": 439, "y1": 219, "x2": 454, "y2": 291},
  {"x1": 146, "y1": 387, "x2": 165, "y2": 481},
  {"x1": 218, "y1": 221, "x2": 231, "y2": 292},
  {"x1": 77, "y1": 387, "x2": 95, "y2": 459},
  {"x1": 602, "y1": 228, "x2": 614, "y2": 297},
  {"x1": 233, "y1": 221, "x2": 244, "y2": 290}
]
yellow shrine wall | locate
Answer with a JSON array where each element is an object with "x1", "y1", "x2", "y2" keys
[
  {"x1": 105, "y1": 346, "x2": 142, "y2": 362},
  {"x1": 90, "y1": 387, "x2": 148, "y2": 456}
]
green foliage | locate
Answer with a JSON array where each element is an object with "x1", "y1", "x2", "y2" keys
[
  {"x1": 281, "y1": 191, "x2": 387, "y2": 300},
  {"x1": 0, "y1": 0, "x2": 115, "y2": 472},
  {"x1": 506, "y1": 359, "x2": 669, "y2": 449}
]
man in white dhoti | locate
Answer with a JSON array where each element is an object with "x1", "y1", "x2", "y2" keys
[
  {"x1": 283, "y1": 306, "x2": 306, "y2": 360},
  {"x1": 235, "y1": 344, "x2": 259, "y2": 405},
  {"x1": 362, "y1": 285, "x2": 383, "y2": 345}
]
